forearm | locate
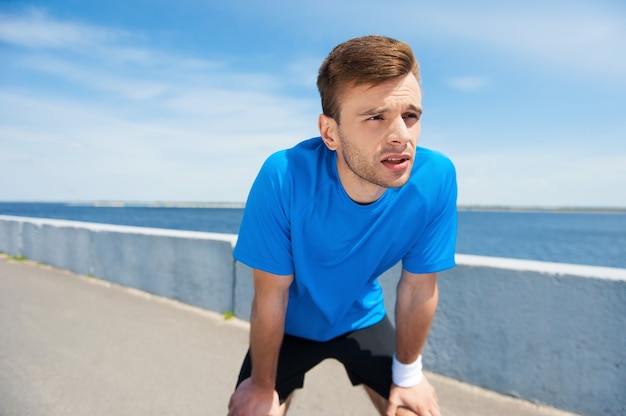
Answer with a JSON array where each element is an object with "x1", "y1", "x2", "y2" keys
[
  {"x1": 388, "y1": 273, "x2": 441, "y2": 416},
  {"x1": 247, "y1": 269, "x2": 292, "y2": 390},
  {"x1": 248, "y1": 291, "x2": 288, "y2": 388},
  {"x1": 394, "y1": 272, "x2": 438, "y2": 364}
]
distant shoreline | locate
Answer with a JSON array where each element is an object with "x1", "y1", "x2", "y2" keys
[
  {"x1": 457, "y1": 206, "x2": 626, "y2": 214},
  {"x1": 83, "y1": 201, "x2": 247, "y2": 209},
  {"x1": 1, "y1": 201, "x2": 625, "y2": 214}
]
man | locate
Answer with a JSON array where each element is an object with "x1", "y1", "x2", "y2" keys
[{"x1": 228, "y1": 35, "x2": 457, "y2": 416}]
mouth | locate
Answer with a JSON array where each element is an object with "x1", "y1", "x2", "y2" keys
[{"x1": 381, "y1": 155, "x2": 411, "y2": 171}]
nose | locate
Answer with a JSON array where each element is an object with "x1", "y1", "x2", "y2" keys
[{"x1": 387, "y1": 116, "x2": 413, "y2": 145}]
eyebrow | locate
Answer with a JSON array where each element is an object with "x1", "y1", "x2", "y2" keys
[{"x1": 359, "y1": 104, "x2": 423, "y2": 116}]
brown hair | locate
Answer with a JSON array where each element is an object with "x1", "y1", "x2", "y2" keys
[{"x1": 317, "y1": 35, "x2": 420, "y2": 122}]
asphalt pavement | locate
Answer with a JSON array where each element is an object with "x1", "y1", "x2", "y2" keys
[{"x1": 0, "y1": 256, "x2": 580, "y2": 415}]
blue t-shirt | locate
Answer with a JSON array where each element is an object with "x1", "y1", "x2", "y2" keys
[{"x1": 234, "y1": 137, "x2": 457, "y2": 341}]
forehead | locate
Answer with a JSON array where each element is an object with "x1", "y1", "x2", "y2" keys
[{"x1": 339, "y1": 74, "x2": 422, "y2": 114}]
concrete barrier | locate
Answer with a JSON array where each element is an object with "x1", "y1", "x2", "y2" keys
[
  {"x1": 419, "y1": 257, "x2": 625, "y2": 416},
  {"x1": 1, "y1": 216, "x2": 237, "y2": 313},
  {"x1": 1, "y1": 215, "x2": 624, "y2": 416},
  {"x1": 0, "y1": 218, "x2": 21, "y2": 256}
]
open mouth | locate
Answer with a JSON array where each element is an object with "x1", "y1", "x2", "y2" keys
[
  {"x1": 383, "y1": 157, "x2": 409, "y2": 165},
  {"x1": 381, "y1": 156, "x2": 411, "y2": 170}
]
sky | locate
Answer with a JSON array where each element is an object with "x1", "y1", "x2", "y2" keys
[{"x1": 1, "y1": 0, "x2": 625, "y2": 207}]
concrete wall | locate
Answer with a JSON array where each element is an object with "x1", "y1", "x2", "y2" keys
[
  {"x1": 1, "y1": 215, "x2": 624, "y2": 416},
  {"x1": 418, "y1": 258, "x2": 625, "y2": 416},
  {"x1": 0, "y1": 216, "x2": 237, "y2": 314}
]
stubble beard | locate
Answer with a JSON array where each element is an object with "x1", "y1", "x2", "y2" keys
[{"x1": 337, "y1": 129, "x2": 412, "y2": 190}]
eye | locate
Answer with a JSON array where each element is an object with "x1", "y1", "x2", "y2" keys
[
  {"x1": 403, "y1": 112, "x2": 421, "y2": 125},
  {"x1": 402, "y1": 112, "x2": 421, "y2": 127},
  {"x1": 367, "y1": 115, "x2": 384, "y2": 121}
]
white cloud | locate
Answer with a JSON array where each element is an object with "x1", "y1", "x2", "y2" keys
[
  {"x1": 452, "y1": 148, "x2": 626, "y2": 207},
  {"x1": 1, "y1": 4, "x2": 624, "y2": 206},
  {"x1": 0, "y1": 10, "x2": 321, "y2": 201},
  {"x1": 418, "y1": 2, "x2": 626, "y2": 81},
  {"x1": 13, "y1": 54, "x2": 172, "y2": 101},
  {"x1": 248, "y1": 0, "x2": 626, "y2": 82},
  {"x1": 0, "y1": 7, "x2": 133, "y2": 50},
  {"x1": 446, "y1": 76, "x2": 489, "y2": 92},
  {"x1": 0, "y1": 88, "x2": 314, "y2": 201}
]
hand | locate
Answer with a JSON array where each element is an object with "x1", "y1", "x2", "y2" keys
[
  {"x1": 227, "y1": 377, "x2": 281, "y2": 416},
  {"x1": 386, "y1": 376, "x2": 440, "y2": 416}
]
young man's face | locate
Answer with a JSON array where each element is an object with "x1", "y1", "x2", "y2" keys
[{"x1": 319, "y1": 73, "x2": 423, "y2": 204}]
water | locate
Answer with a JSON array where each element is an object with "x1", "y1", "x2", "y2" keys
[
  {"x1": 1, "y1": 202, "x2": 625, "y2": 269},
  {"x1": 0, "y1": 202, "x2": 243, "y2": 234},
  {"x1": 455, "y1": 210, "x2": 626, "y2": 268}
]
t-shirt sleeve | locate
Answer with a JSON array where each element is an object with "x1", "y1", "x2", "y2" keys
[
  {"x1": 233, "y1": 152, "x2": 294, "y2": 275},
  {"x1": 402, "y1": 155, "x2": 458, "y2": 274}
]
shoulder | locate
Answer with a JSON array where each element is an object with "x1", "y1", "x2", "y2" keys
[
  {"x1": 262, "y1": 137, "x2": 327, "y2": 173},
  {"x1": 250, "y1": 137, "x2": 331, "y2": 207},
  {"x1": 407, "y1": 147, "x2": 456, "y2": 189},
  {"x1": 414, "y1": 147, "x2": 456, "y2": 173},
  {"x1": 401, "y1": 147, "x2": 457, "y2": 209},
  {"x1": 284, "y1": 137, "x2": 329, "y2": 166},
  {"x1": 259, "y1": 137, "x2": 331, "y2": 187}
]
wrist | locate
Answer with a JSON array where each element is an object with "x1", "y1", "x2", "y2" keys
[
  {"x1": 392, "y1": 353, "x2": 423, "y2": 387},
  {"x1": 250, "y1": 373, "x2": 276, "y2": 390}
]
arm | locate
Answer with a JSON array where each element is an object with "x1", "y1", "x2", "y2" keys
[
  {"x1": 395, "y1": 270, "x2": 438, "y2": 365},
  {"x1": 228, "y1": 269, "x2": 293, "y2": 416},
  {"x1": 249, "y1": 268, "x2": 293, "y2": 388},
  {"x1": 386, "y1": 270, "x2": 441, "y2": 416}
]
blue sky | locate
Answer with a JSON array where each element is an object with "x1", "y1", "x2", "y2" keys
[{"x1": 1, "y1": 0, "x2": 625, "y2": 207}]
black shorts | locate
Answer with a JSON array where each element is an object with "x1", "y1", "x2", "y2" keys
[{"x1": 235, "y1": 316, "x2": 396, "y2": 403}]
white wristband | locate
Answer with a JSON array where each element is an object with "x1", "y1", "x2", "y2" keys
[{"x1": 392, "y1": 353, "x2": 423, "y2": 387}]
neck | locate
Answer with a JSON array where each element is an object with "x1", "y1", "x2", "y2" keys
[{"x1": 335, "y1": 155, "x2": 386, "y2": 204}]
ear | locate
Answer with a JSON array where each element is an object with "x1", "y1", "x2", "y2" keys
[{"x1": 318, "y1": 114, "x2": 339, "y2": 151}]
